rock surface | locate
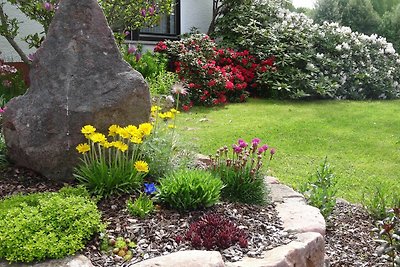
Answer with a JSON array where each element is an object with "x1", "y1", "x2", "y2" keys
[
  {"x1": 0, "y1": 255, "x2": 93, "y2": 267},
  {"x1": 3, "y1": 0, "x2": 150, "y2": 180},
  {"x1": 131, "y1": 250, "x2": 225, "y2": 267}
]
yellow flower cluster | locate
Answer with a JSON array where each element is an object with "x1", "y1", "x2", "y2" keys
[
  {"x1": 76, "y1": 122, "x2": 153, "y2": 154},
  {"x1": 151, "y1": 106, "x2": 180, "y2": 120}
]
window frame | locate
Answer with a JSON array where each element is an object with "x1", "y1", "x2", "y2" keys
[{"x1": 128, "y1": 0, "x2": 181, "y2": 42}]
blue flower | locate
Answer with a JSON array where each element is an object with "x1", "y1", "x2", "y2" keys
[{"x1": 144, "y1": 183, "x2": 157, "y2": 195}]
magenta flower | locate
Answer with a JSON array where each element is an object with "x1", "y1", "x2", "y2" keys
[
  {"x1": 238, "y1": 140, "x2": 248, "y2": 148},
  {"x1": 0, "y1": 107, "x2": 6, "y2": 113},
  {"x1": 251, "y1": 138, "x2": 260, "y2": 146},
  {"x1": 127, "y1": 45, "x2": 136, "y2": 54},
  {"x1": 270, "y1": 148, "x2": 276, "y2": 155},
  {"x1": 148, "y1": 6, "x2": 155, "y2": 16},
  {"x1": 43, "y1": 2, "x2": 53, "y2": 11},
  {"x1": 141, "y1": 9, "x2": 147, "y2": 17},
  {"x1": 135, "y1": 52, "x2": 142, "y2": 62},
  {"x1": 124, "y1": 30, "x2": 130, "y2": 36},
  {"x1": 232, "y1": 144, "x2": 242, "y2": 154}
]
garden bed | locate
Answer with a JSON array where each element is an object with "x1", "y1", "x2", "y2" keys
[{"x1": 0, "y1": 166, "x2": 387, "y2": 266}]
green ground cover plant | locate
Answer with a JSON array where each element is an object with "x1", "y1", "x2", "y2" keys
[
  {"x1": 0, "y1": 188, "x2": 103, "y2": 263},
  {"x1": 177, "y1": 98, "x2": 400, "y2": 204}
]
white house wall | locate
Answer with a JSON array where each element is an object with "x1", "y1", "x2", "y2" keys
[
  {"x1": 0, "y1": 0, "x2": 213, "y2": 62},
  {"x1": 0, "y1": 2, "x2": 43, "y2": 62},
  {"x1": 181, "y1": 0, "x2": 213, "y2": 34}
]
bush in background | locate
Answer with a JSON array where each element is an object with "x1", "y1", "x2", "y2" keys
[
  {"x1": 213, "y1": 0, "x2": 400, "y2": 100},
  {"x1": 155, "y1": 34, "x2": 275, "y2": 107},
  {"x1": 0, "y1": 189, "x2": 103, "y2": 263}
]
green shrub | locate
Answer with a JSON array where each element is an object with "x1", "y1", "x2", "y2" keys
[
  {"x1": 213, "y1": 0, "x2": 400, "y2": 100},
  {"x1": 158, "y1": 169, "x2": 223, "y2": 211},
  {"x1": 209, "y1": 138, "x2": 274, "y2": 205},
  {"x1": 299, "y1": 157, "x2": 337, "y2": 218},
  {"x1": 0, "y1": 191, "x2": 104, "y2": 263},
  {"x1": 147, "y1": 70, "x2": 179, "y2": 96},
  {"x1": 122, "y1": 46, "x2": 168, "y2": 79}
]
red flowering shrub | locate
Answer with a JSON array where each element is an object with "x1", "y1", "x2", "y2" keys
[
  {"x1": 180, "y1": 213, "x2": 248, "y2": 250},
  {"x1": 154, "y1": 34, "x2": 275, "y2": 109}
]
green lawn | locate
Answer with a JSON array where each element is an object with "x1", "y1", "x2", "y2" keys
[{"x1": 176, "y1": 98, "x2": 400, "y2": 204}]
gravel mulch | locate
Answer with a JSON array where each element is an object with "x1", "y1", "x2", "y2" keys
[{"x1": 0, "y1": 166, "x2": 390, "y2": 266}]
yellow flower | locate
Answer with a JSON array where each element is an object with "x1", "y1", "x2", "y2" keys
[
  {"x1": 76, "y1": 143, "x2": 90, "y2": 154},
  {"x1": 89, "y1": 133, "x2": 107, "y2": 143},
  {"x1": 108, "y1": 124, "x2": 120, "y2": 137},
  {"x1": 81, "y1": 125, "x2": 96, "y2": 135},
  {"x1": 151, "y1": 106, "x2": 162, "y2": 112},
  {"x1": 113, "y1": 141, "x2": 128, "y2": 152},
  {"x1": 101, "y1": 141, "x2": 113, "y2": 148},
  {"x1": 159, "y1": 112, "x2": 174, "y2": 120},
  {"x1": 130, "y1": 136, "x2": 143, "y2": 144},
  {"x1": 134, "y1": 161, "x2": 149, "y2": 173},
  {"x1": 125, "y1": 125, "x2": 139, "y2": 136},
  {"x1": 138, "y1": 123, "x2": 153, "y2": 136},
  {"x1": 168, "y1": 124, "x2": 176, "y2": 129},
  {"x1": 116, "y1": 127, "x2": 130, "y2": 139},
  {"x1": 170, "y1": 108, "x2": 180, "y2": 114}
]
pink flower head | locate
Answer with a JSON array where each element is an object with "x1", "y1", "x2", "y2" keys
[
  {"x1": 171, "y1": 83, "x2": 188, "y2": 95},
  {"x1": 124, "y1": 30, "x2": 130, "y2": 36},
  {"x1": 238, "y1": 139, "x2": 248, "y2": 148},
  {"x1": 127, "y1": 45, "x2": 136, "y2": 54},
  {"x1": 148, "y1": 6, "x2": 155, "y2": 16},
  {"x1": 270, "y1": 148, "x2": 276, "y2": 156},
  {"x1": 0, "y1": 107, "x2": 6, "y2": 113},
  {"x1": 135, "y1": 52, "x2": 141, "y2": 62},
  {"x1": 251, "y1": 138, "x2": 260, "y2": 146},
  {"x1": 27, "y1": 53, "x2": 36, "y2": 62},
  {"x1": 43, "y1": 2, "x2": 53, "y2": 11},
  {"x1": 141, "y1": 9, "x2": 147, "y2": 17},
  {"x1": 232, "y1": 144, "x2": 243, "y2": 154}
]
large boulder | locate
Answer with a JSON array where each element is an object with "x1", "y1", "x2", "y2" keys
[{"x1": 2, "y1": 0, "x2": 150, "y2": 181}]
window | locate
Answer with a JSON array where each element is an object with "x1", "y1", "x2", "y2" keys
[{"x1": 126, "y1": 0, "x2": 180, "y2": 42}]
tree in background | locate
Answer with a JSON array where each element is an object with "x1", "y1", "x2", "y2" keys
[
  {"x1": 0, "y1": 0, "x2": 173, "y2": 64},
  {"x1": 313, "y1": 0, "x2": 343, "y2": 23},
  {"x1": 380, "y1": 3, "x2": 400, "y2": 51},
  {"x1": 341, "y1": 0, "x2": 381, "y2": 35},
  {"x1": 370, "y1": 0, "x2": 400, "y2": 16}
]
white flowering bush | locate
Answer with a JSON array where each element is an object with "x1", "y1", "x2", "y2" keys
[{"x1": 214, "y1": 0, "x2": 400, "y2": 100}]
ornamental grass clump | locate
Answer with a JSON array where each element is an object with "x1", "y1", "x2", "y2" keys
[
  {"x1": 209, "y1": 138, "x2": 275, "y2": 205},
  {"x1": 74, "y1": 123, "x2": 152, "y2": 197},
  {"x1": 158, "y1": 169, "x2": 223, "y2": 211}
]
